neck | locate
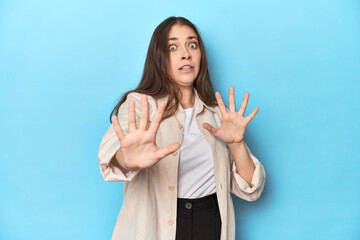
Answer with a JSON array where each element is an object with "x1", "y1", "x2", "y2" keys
[{"x1": 179, "y1": 87, "x2": 195, "y2": 109}]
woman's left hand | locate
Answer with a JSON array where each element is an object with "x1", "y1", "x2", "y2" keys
[{"x1": 203, "y1": 86, "x2": 259, "y2": 145}]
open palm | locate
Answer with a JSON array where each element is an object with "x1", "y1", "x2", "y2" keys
[
  {"x1": 112, "y1": 95, "x2": 180, "y2": 170},
  {"x1": 203, "y1": 86, "x2": 259, "y2": 144}
]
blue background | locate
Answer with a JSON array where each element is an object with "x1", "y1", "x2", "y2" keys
[{"x1": 1, "y1": 0, "x2": 359, "y2": 239}]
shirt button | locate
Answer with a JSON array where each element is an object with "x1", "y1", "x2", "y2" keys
[
  {"x1": 168, "y1": 185, "x2": 175, "y2": 191},
  {"x1": 185, "y1": 203, "x2": 192, "y2": 209},
  {"x1": 178, "y1": 123, "x2": 183, "y2": 129},
  {"x1": 172, "y1": 151, "x2": 178, "y2": 156},
  {"x1": 168, "y1": 219, "x2": 174, "y2": 225}
]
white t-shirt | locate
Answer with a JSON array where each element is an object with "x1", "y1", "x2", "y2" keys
[{"x1": 177, "y1": 97, "x2": 216, "y2": 199}]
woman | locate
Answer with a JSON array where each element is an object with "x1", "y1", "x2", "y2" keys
[{"x1": 98, "y1": 16, "x2": 266, "y2": 240}]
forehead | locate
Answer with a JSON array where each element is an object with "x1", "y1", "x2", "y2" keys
[{"x1": 168, "y1": 24, "x2": 197, "y2": 39}]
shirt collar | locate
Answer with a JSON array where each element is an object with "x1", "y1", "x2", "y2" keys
[
  {"x1": 193, "y1": 88, "x2": 216, "y2": 113},
  {"x1": 157, "y1": 88, "x2": 216, "y2": 113}
]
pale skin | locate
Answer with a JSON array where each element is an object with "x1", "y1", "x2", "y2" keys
[
  {"x1": 203, "y1": 87, "x2": 259, "y2": 185},
  {"x1": 112, "y1": 95, "x2": 180, "y2": 170},
  {"x1": 111, "y1": 24, "x2": 259, "y2": 186}
]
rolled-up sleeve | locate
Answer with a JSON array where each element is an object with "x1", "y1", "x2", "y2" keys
[
  {"x1": 97, "y1": 92, "x2": 143, "y2": 182},
  {"x1": 230, "y1": 142, "x2": 266, "y2": 201}
]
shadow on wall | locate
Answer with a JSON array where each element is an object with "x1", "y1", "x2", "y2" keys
[{"x1": 232, "y1": 132, "x2": 271, "y2": 240}]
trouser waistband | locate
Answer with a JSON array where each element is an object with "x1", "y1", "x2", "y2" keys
[{"x1": 177, "y1": 193, "x2": 219, "y2": 212}]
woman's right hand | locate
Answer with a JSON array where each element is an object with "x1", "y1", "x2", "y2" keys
[{"x1": 111, "y1": 94, "x2": 180, "y2": 171}]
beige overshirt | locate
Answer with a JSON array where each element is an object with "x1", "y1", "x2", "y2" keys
[{"x1": 98, "y1": 90, "x2": 266, "y2": 240}]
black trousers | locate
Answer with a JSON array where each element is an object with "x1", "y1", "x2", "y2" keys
[{"x1": 175, "y1": 193, "x2": 221, "y2": 240}]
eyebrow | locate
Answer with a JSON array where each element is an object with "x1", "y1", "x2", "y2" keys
[{"x1": 168, "y1": 36, "x2": 198, "y2": 41}]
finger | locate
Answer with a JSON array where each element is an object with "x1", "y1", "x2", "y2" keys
[
  {"x1": 215, "y1": 92, "x2": 227, "y2": 116},
  {"x1": 157, "y1": 142, "x2": 181, "y2": 159},
  {"x1": 128, "y1": 100, "x2": 136, "y2": 132},
  {"x1": 138, "y1": 94, "x2": 149, "y2": 130},
  {"x1": 203, "y1": 123, "x2": 219, "y2": 137},
  {"x1": 111, "y1": 115, "x2": 126, "y2": 140},
  {"x1": 245, "y1": 107, "x2": 259, "y2": 123},
  {"x1": 238, "y1": 92, "x2": 250, "y2": 116},
  {"x1": 149, "y1": 102, "x2": 166, "y2": 133},
  {"x1": 229, "y1": 86, "x2": 236, "y2": 112}
]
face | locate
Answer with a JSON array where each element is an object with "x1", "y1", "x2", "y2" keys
[{"x1": 167, "y1": 24, "x2": 201, "y2": 90}]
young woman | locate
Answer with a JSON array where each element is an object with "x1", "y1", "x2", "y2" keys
[{"x1": 98, "y1": 16, "x2": 266, "y2": 240}]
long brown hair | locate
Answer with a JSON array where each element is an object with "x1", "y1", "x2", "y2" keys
[{"x1": 110, "y1": 16, "x2": 216, "y2": 122}]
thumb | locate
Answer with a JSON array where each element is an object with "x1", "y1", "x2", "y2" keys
[
  {"x1": 157, "y1": 142, "x2": 181, "y2": 159},
  {"x1": 203, "y1": 123, "x2": 218, "y2": 136}
]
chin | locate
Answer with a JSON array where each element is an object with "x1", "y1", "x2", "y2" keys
[{"x1": 178, "y1": 79, "x2": 197, "y2": 86}]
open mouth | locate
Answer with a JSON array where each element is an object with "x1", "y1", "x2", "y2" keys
[{"x1": 179, "y1": 66, "x2": 194, "y2": 70}]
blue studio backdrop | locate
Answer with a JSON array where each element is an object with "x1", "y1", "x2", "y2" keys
[{"x1": 0, "y1": 0, "x2": 359, "y2": 239}]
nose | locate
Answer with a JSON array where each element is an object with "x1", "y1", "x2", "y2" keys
[{"x1": 181, "y1": 47, "x2": 191, "y2": 60}]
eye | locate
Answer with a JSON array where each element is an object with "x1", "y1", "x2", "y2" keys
[
  {"x1": 169, "y1": 45, "x2": 177, "y2": 51},
  {"x1": 189, "y1": 42, "x2": 198, "y2": 48}
]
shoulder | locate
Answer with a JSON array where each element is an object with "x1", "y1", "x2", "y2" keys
[
  {"x1": 213, "y1": 105, "x2": 221, "y2": 114},
  {"x1": 207, "y1": 104, "x2": 221, "y2": 118},
  {"x1": 126, "y1": 92, "x2": 141, "y2": 102},
  {"x1": 124, "y1": 92, "x2": 159, "y2": 118},
  {"x1": 125, "y1": 92, "x2": 157, "y2": 105}
]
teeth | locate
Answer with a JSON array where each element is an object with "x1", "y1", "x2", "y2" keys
[{"x1": 181, "y1": 66, "x2": 192, "y2": 70}]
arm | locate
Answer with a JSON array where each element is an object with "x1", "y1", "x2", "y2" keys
[
  {"x1": 203, "y1": 86, "x2": 265, "y2": 201},
  {"x1": 228, "y1": 141, "x2": 255, "y2": 185},
  {"x1": 97, "y1": 126, "x2": 140, "y2": 182},
  {"x1": 98, "y1": 93, "x2": 180, "y2": 182},
  {"x1": 228, "y1": 142, "x2": 266, "y2": 201},
  {"x1": 97, "y1": 93, "x2": 142, "y2": 181}
]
